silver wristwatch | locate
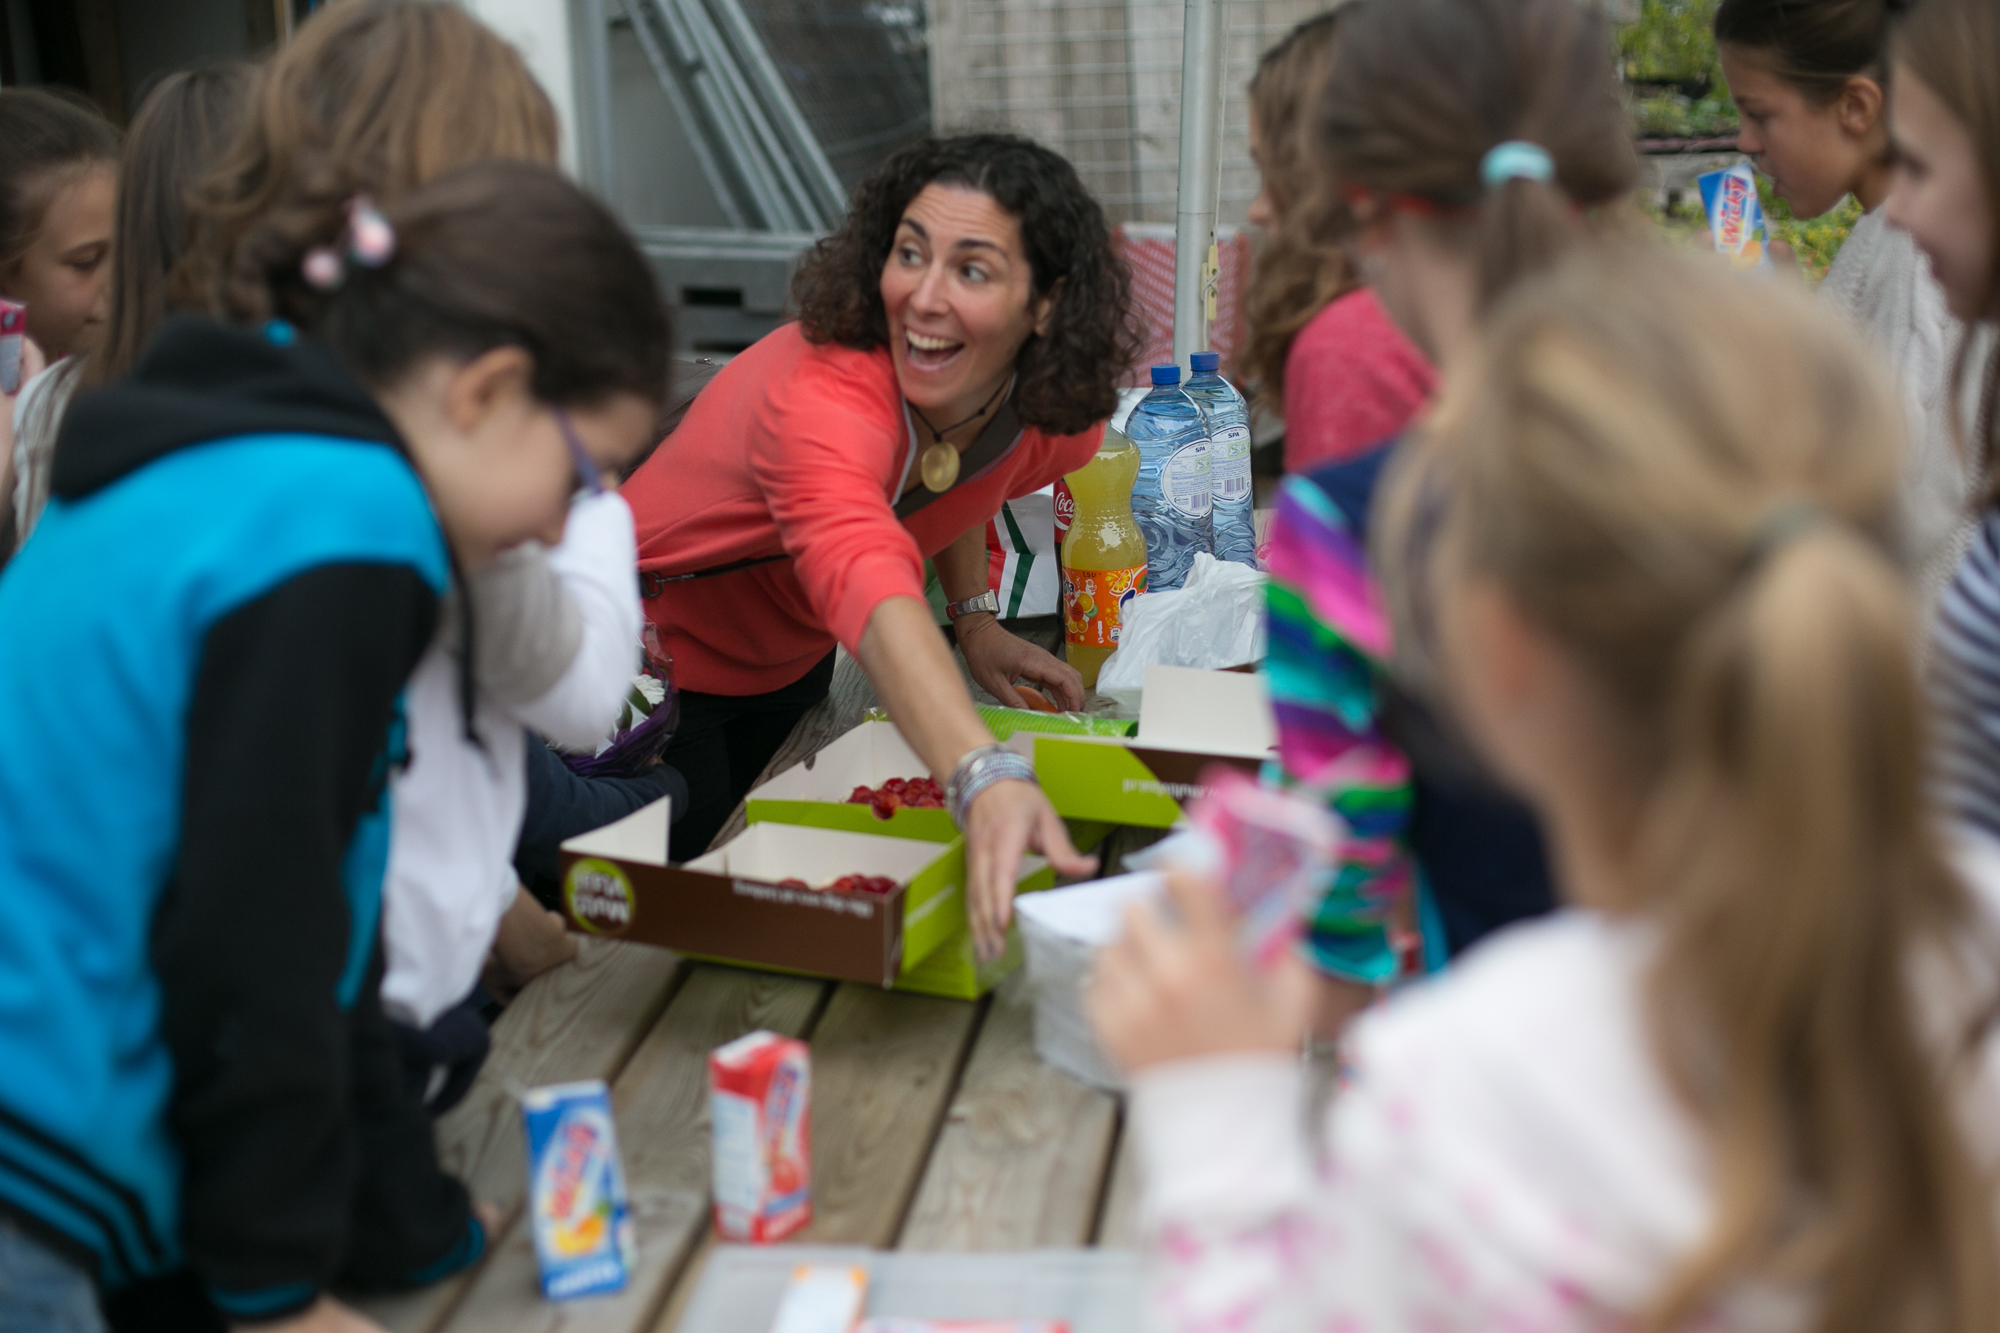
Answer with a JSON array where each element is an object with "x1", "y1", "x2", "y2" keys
[{"x1": 945, "y1": 590, "x2": 1001, "y2": 621}]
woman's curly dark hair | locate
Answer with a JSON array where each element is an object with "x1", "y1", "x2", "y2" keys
[{"x1": 791, "y1": 132, "x2": 1139, "y2": 436}]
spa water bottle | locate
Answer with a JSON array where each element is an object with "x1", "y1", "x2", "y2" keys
[
  {"x1": 1060, "y1": 426, "x2": 1147, "y2": 690},
  {"x1": 1186, "y1": 352, "x2": 1257, "y2": 567},
  {"x1": 1126, "y1": 365, "x2": 1211, "y2": 591}
]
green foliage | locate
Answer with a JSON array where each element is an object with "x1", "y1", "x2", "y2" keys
[
  {"x1": 1761, "y1": 185, "x2": 1863, "y2": 281},
  {"x1": 1618, "y1": 0, "x2": 1722, "y2": 83},
  {"x1": 1619, "y1": 0, "x2": 1739, "y2": 138}
]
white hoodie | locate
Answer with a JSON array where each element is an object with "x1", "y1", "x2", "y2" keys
[{"x1": 379, "y1": 490, "x2": 640, "y2": 1028}]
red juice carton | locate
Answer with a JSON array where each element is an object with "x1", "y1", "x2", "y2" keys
[
  {"x1": 521, "y1": 1079, "x2": 636, "y2": 1300},
  {"x1": 1180, "y1": 766, "x2": 1342, "y2": 969},
  {"x1": 708, "y1": 1030, "x2": 812, "y2": 1241},
  {"x1": 0, "y1": 298, "x2": 24, "y2": 394},
  {"x1": 1698, "y1": 163, "x2": 1772, "y2": 272}
]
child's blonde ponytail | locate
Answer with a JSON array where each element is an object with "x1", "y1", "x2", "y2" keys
[
  {"x1": 1381, "y1": 246, "x2": 2000, "y2": 1332},
  {"x1": 1643, "y1": 524, "x2": 1997, "y2": 1332}
]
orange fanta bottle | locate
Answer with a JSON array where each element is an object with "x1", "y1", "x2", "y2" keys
[{"x1": 1061, "y1": 425, "x2": 1148, "y2": 689}]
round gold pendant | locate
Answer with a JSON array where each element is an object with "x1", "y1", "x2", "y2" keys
[{"x1": 920, "y1": 441, "x2": 960, "y2": 493}]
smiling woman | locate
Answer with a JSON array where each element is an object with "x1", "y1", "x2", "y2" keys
[{"x1": 623, "y1": 133, "x2": 1138, "y2": 952}]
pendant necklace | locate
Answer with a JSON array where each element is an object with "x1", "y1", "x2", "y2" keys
[{"x1": 911, "y1": 374, "x2": 1012, "y2": 493}]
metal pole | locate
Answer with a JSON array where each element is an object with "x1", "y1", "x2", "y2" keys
[{"x1": 1170, "y1": 0, "x2": 1223, "y2": 368}]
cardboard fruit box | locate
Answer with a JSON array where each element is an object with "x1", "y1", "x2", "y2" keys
[
  {"x1": 557, "y1": 798, "x2": 1050, "y2": 999},
  {"x1": 1010, "y1": 665, "x2": 1278, "y2": 827},
  {"x1": 744, "y1": 719, "x2": 1110, "y2": 853}
]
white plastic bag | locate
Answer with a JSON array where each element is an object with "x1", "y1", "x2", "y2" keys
[
  {"x1": 1016, "y1": 872, "x2": 1166, "y2": 1091},
  {"x1": 1095, "y1": 552, "x2": 1266, "y2": 689}
]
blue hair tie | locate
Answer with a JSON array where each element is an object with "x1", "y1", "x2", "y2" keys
[{"x1": 1480, "y1": 141, "x2": 1555, "y2": 190}]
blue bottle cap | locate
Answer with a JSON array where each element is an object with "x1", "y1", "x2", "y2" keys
[
  {"x1": 1189, "y1": 351, "x2": 1219, "y2": 373},
  {"x1": 1150, "y1": 364, "x2": 1181, "y2": 385}
]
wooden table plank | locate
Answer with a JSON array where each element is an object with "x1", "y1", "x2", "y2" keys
[
  {"x1": 899, "y1": 971, "x2": 1119, "y2": 1250},
  {"x1": 651, "y1": 1233, "x2": 713, "y2": 1333},
  {"x1": 1093, "y1": 1115, "x2": 1143, "y2": 1250},
  {"x1": 358, "y1": 938, "x2": 686, "y2": 1332},
  {"x1": 434, "y1": 964, "x2": 830, "y2": 1333},
  {"x1": 792, "y1": 984, "x2": 984, "y2": 1247}
]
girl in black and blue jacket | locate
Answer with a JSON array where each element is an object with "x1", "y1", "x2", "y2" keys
[{"x1": 0, "y1": 160, "x2": 667, "y2": 1331}]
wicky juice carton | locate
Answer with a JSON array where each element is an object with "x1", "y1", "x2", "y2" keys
[
  {"x1": 1698, "y1": 163, "x2": 1772, "y2": 271},
  {"x1": 709, "y1": 1030, "x2": 812, "y2": 1241},
  {"x1": 521, "y1": 1079, "x2": 636, "y2": 1300}
]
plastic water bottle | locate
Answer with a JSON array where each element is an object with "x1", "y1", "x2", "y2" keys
[
  {"x1": 1125, "y1": 364, "x2": 1212, "y2": 592},
  {"x1": 1186, "y1": 351, "x2": 1257, "y2": 567}
]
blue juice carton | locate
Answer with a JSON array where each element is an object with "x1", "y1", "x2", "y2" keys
[
  {"x1": 521, "y1": 1079, "x2": 636, "y2": 1300},
  {"x1": 1697, "y1": 162, "x2": 1772, "y2": 271}
]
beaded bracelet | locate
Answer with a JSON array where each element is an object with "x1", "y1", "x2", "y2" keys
[{"x1": 946, "y1": 743, "x2": 1039, "y2": 827}]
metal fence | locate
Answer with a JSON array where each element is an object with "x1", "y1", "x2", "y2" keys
[{"x1": 926, "y1": 0, "x2": 1328, "y2": 227}]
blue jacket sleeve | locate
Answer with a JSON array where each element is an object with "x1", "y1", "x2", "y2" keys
[
  {"x1": 514, "y1": 735, "x2": 685, "y2": 908},
  {"x1": 153, "y1": 562, "x2": 475, "y2": 1319}
]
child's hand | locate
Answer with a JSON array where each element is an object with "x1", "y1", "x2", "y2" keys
[
  {"x1": 238, "y1": 1296, "x2": 389, "y2": 1333},
  {"x1": 484, "y1": 883, "x2": 578, "y2": 1000},
  {"x1": 1086, "y1": 871, "x2": 1313, "y2": 1072}
]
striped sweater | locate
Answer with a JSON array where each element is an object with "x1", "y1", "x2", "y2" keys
[
  {"x1": 1935, "y1": 509, "x2": 2000, "y2": 841},
  {"x1": 1262, "y1": 474, "x2": 1414, "y2": 983}
]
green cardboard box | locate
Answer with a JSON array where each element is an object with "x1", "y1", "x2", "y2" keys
[
  {"x1": 556, "y1": 797, "x2": 1049, "y2": 999},
  {"x1": 1011, "y1": 665, "x2": 1278, "y2": 827}
]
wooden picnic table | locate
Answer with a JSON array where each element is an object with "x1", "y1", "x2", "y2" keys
[{"x1": 357, "y1": 622, "x2": 1156, "y2": 1333}]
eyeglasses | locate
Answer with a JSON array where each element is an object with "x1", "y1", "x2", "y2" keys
[{"x1": 554, "y1": 406, "x2": 605, "y2": 497}]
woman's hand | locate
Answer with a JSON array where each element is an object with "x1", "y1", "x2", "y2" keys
[
  {"x1": 956, "y1": 611, "x2": 1085, "y2": 710},
  {"x1": 1087, "y1": 872, "x2": 1313, "y2": 1072},
  {"x1": 964, "y1": 777, "x2": 1097, "y2": 960}
]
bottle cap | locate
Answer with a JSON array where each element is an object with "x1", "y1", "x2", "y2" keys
[
  {"x1": 1189, "y1": 351, "x2": 1219, "y2": 373},
  {"x1": 1150, "y1": 364, "x2": 1181, "y2": 385}
]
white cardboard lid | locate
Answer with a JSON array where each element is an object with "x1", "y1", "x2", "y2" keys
[
  {"x1": 560, "y1": 795, "x2": 672, "y2": 865},
  {"x1": 683, "y1": 821, "x2": 949, "y2": 884},
  {"x1": 1135, "y1": 665, "x2": 1275, "y2": 760}
]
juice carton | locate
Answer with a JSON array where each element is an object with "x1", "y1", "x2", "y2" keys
[
  {"x1": 709, "y1": 1030, "x2": 812, "y2": 1241},
  {"x1": 521, "y1": 1080, "x2": 636, "y2": 1300},
  {"x1": 1698, "y1": 163, "x2": 1772, "y2": 271},
  {"x1": 0, "y1": 298, "x2": 24, "y2": 394},
  {"x1": 1176, "y1": 766, "x2": 1342, "y2": 969}
]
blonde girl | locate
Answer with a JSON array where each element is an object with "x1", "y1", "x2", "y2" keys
[{"x1": 1092, "y1": 243, "x2": 2000, "y2": 1333}]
